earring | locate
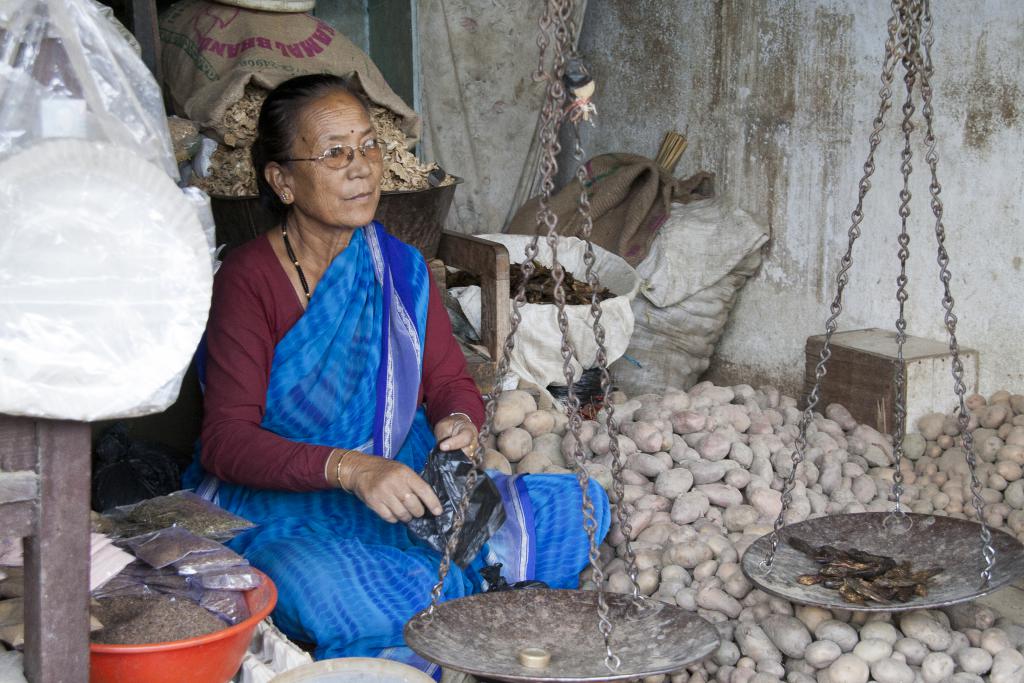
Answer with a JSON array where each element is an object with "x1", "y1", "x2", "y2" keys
[{"x1": 281, "y1": 192, "x2": 291, "y2": 202}]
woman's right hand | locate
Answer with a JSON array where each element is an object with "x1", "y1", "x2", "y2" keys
[{"x1": 337, "y1": 451, "x2": 442, "y2": 524}]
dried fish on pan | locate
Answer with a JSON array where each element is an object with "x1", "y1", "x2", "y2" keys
[{"x1": 788, "y1": 536, "x2": 941, "y2": 605}]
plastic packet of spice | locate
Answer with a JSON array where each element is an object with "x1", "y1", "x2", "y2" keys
[
  {"x1": 124, "y1": 527, "x2": 225, "y2": 569},
  {"x1": 104, "y1": 491, "x2": 256, "y2": 540},
  {"x1": 406, "y1": 445, "x2": 506, "y2": 567},
  {"x1": 200, "y1": 589, "x2": 250, "y2": 625},
  {"x1": 118, "y1": 561, "x2": 193, "y2": 594},
  {"x1": 90, "y1": 572, "x2": 154, "y2": 600},
  {"x1": 171, "y1": 546, "x2": 247, "y2": 576},
  {"x1": 192, "y1": 566, "x2": 262, "y2": 591}
]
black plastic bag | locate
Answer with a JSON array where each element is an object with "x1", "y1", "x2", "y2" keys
[
  {"x1": 479, "y1": 563, "x2": 548, "y2": 592},
  {"x1": 406, "y1": 446, "x2": 505, "y2": 567},
  {"x1": 92, "y1": 423, "x2": 184, "y2": 512}
]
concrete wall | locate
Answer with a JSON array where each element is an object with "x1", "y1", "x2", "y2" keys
[{"x1": 578, "y1": 1, "x2": 1024, "y2": 398}]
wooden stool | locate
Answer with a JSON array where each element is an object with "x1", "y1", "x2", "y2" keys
[{"x1": 1, "y1": 417, "x2": 91, "y2": 683}]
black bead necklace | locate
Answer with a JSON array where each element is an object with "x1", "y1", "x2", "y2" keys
[{"x1": 281, "y1": 220, "x2": 311, "y2": 301}]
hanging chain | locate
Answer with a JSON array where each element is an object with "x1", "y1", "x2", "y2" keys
[
  {"x1": 887, "y1": 0, "x2": 921, "y2": 525},
  {"x1": 759, "y1": 1, "x2": 904, "y2": 572},
  {"x1": 760, "y1": 0, "x2": 997, "y2": 581},
  {"x1": 426, "y1": 0, "x2": 625, "y2": 657},
  {"x1": 424, "y1": 0, "x2": 570, "y2": 615},
  {"x1": 548, "y1": 202, "x2": 620, "y2": 672},
  {"x1": 913, "y1": 0, "x2": 996, "y2": 583},
  {"x1": 571, "y1": 126, "x2": 643, "y2": 608},
  {"x1": 537, "y1": 3, "x2": 621, "y2": 670}
]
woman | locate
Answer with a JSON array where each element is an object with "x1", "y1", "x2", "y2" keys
[{"x1": 187, "y1": 74, "x2": 609, "y2": 675}]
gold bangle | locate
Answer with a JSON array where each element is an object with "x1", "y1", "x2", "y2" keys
[{"x1": 335, "y1": 449, "x2": 351, "y2": 491}]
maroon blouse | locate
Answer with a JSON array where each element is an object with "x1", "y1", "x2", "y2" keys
[{"x1": 200, "y1": 233, "x2": 484, "y2": 492}]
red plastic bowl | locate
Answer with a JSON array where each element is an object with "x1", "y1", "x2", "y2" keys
[{"x1": 90, "y1": 569, "x2": 277, "y2": 683}]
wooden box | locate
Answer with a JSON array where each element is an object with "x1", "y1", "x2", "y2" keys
[{"x1": 803, "y1": 328, "x2": 978, "y2": 433}]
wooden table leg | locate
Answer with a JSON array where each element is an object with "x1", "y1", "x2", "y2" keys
[{"x1": 22, "y1": 420, "x2": 91, "y2": 683}]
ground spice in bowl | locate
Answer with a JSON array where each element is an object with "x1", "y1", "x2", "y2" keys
[{"x1": 91, "y1": 596, "x2": 226, "y2": 645}]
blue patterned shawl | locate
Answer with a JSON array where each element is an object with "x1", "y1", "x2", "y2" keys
[{"x1": 261, "y1": 222, "x2": 428, "y2": 459}]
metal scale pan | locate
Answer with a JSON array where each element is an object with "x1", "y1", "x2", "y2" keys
[
  {"x1": 741, "y1": 512, "x2": 1024, "y2": 612},
  {"x1": 404, "y1": 589, "x2": 720, "y2": 682}
]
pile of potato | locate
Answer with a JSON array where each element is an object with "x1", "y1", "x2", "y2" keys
[{"x1": 480, "y1": 384, "x2": 1024, "y2": 683}]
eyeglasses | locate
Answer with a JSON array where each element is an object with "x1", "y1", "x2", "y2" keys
[{"x1": 284, "y1": 138, "x2": 382, "y2": 170}]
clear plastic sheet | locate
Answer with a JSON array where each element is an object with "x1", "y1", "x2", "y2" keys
[
  {"x1": 406, "y1": 446, "x2": 505, "y2": 567},
  {"x1": 123, "y1": 528, "x2": 226, "y2": 573},
  {"x1": 124, "y1": 527, "x2": 225, "y2": 569},
  {"x1": 181, "y1": 186, "x2": 220, "y2": 271},
  {"x1": 90, "y1": 571, "x2": 156, "y2": 600},
  {"x1": 0, "y1": 0, "x2": 213, "y2": 421}
]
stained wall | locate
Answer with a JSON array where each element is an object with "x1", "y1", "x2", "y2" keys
[{"x1": 579, "y1": 0, "x2": 1024, "y2": 397}]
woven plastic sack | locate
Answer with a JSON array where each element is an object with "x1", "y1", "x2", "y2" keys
[
  {"x1": 159, "y1": 0, "x2": 419, "y2": 145},
  {"x1": 610, "y1": 198, "x2": 769, "y2": 394}
]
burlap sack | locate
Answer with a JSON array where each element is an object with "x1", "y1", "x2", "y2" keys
[
  {"x1": 159, "y1": 0, "x2": 420, "y2": 145},
  {"x1": 505, "y1": 153, "x2": 714, "y2": 267}
]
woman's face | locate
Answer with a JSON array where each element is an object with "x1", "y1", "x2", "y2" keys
[{"x1": 274, "y1": 90, "x2": 383, "y2": 230}]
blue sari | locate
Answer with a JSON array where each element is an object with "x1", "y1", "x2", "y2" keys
[{"x1": 187, "y1": 223, "x2": 608, "y2": 676}]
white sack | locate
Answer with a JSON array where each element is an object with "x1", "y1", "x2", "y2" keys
[
  {"x1": 611, "y1": 198, "x2": 769, "y2": 395},
  {"x1": 451, "y1": 234, "x2": 639, "y2": 394}
]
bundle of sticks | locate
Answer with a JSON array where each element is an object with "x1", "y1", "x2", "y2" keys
[{"x1": 654, "y1": 130, "x2": 688, "y2": 174}]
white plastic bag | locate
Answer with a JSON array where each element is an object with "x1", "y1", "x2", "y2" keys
[
  {"x1": 451, "y1": 235, "x2": 639, "y2": 396},
  {"x1": 0, "y1": 0, "x2": 212, "y2": 420},
  {"x1": 0, "y1": 0, "x2": 175, "y2": 177}
]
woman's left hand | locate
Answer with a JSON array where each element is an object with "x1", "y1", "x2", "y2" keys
[{"x1": 434, "y1": 413, "x2": 478, "y2": 455}]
